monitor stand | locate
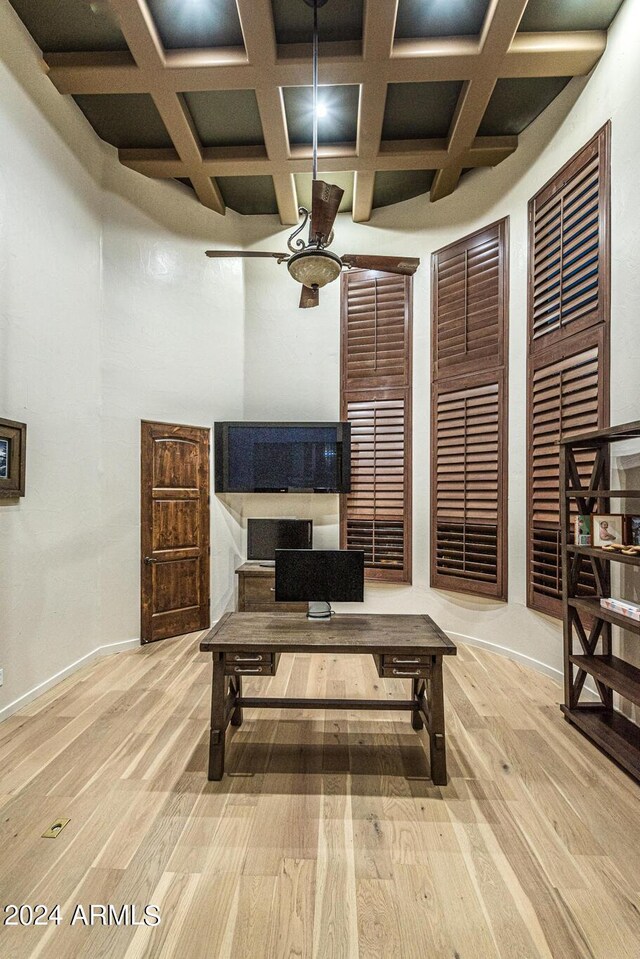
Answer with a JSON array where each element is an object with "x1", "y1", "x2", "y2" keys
[
  {"x1": 258, "y1": 560, "x2": 275, "y2": 567},
  {"x1": 307, "y1": 601, "x2": 333, "y2": 620}
]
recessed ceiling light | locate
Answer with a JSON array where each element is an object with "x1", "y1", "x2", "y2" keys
[{"x1": 316, "y1": 102, "x2": 328, "y2": 119}]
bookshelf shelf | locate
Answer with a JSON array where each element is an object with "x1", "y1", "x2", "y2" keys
[{"x1": 560, "y1": 419, "x2": 640, "y2": 782}]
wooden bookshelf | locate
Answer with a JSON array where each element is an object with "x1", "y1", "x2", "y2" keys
[{"x1": 560, "y1": 419, "x2": 640, "y2": 781}]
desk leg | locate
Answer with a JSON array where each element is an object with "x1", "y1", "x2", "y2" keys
[
  {"x1": 412, "y1": 678, "x2": 424, "y2": 730},
  {"x1": 231, "y1": 675, "x2": 243, "y2": 727},
  {"x1": 427, "y1": 657, "x2": 447, "y2": 786},
  {"x1": 208, "y1": 652, "x2": 226, "y2": 781}
]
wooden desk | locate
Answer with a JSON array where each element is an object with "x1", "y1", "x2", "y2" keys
[{"x1": 199, "y1": 612, "x2": 457, "y2": 784}]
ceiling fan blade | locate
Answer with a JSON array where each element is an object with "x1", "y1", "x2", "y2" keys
[
  {"x1": 341, "y1": 254, "x2": 420, "y2": 276},
  {"x1": 205, "y1": 251, "x2": 288, "y2": 260},
  {"x1": 311, "y1": 181, "x2": 344, "y2": 243},
  {"x1": 299, "y1": 285, "x2": 320, "y2": 309}
]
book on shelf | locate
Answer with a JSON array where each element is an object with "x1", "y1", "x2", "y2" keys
[{"x1": 600, "y1": 597, "x2": 640, "y2": 622}]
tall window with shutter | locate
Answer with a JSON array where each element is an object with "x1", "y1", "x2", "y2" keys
[
  {"x1": 340, "y1": 270, "x2": 412, "y2": 582},
  {"x1": 431, "y1": 219, "x2": 509, "y2": 600},
  {"x1": 527, "y1": 124, "x2": 610, "y2": 618}
]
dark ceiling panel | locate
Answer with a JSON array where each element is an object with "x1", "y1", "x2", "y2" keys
[
  {"x1": 283, "y1": 85, "x2": 359, "y2": 145},
  {"x1": 73, "y1": 94, "x2": 173, "y2": 149},
  {"x1": 272, "y1": 0, "x2": 363, "y2": 44},
  {"x1": 146, "y1": 0, "x2": 243, "y2": 50},
  {"x1": 217, "y1": 175, "x2": 279, "y2": 215},
  {"x1": 373, "y1": 170, "x2": 435, "y2": 208},
  {"x1": 395, "y1": 0, "x2": 490, "y2": 39},
  {"x1": 184, "y1": 90, "x2": 264, "y2": 147},
  {"x1": 382, "y1": 82, "x2": 462, "y2": 140},
  {"x1": 8, "y1": 0, "x2": 127, "y2": 52},
  {"x1": 519, "y1": 0, "x2": 625, "y2": 32},
  {"x1": 478, "y1": 76, "x2": 572, "y2": 136}
]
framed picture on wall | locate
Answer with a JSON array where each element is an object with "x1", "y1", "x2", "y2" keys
[
  {"x1": 592, "y1": 513, "x2": 624, "y2": 548},
  {"x1": 0, "y1": 418, "x2": 27, "y2": 497}
]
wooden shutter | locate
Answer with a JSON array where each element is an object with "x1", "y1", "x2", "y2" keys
[
  {"x1": 432, "y1": 220, "x2": 507, "y2": 379},
  {"x1": 529, "y1": 124, "x2": 609, "y2": 351},
  {"x1": 432, "y1": 373, "x2": 506, "y2": 597},
  {"x1": 340, "y1": 270, "x2": 412, "y2": 583},
  {"x1": 342, "y1": 390, "x2": 410, "y2": 580},
  {"x1": 528, "y1": 333, "x2": 607, "y2": 615},
  {"x1": 343, "y1": 272, "x2": 410, "y2": 389},
  {"x1": 527, "y1": 125, "x2": 610, "y2": 618},
  {"x1": 431, "y1": 218, "x2": 508, "y2": 600}
]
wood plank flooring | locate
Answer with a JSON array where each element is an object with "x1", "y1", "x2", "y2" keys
[{"x1": 0, "y1": 634, "x2": 638, "y2": 959}]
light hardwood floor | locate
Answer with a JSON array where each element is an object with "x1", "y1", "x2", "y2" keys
[{"x1": 0, "y1": 634, "x2": 639, "y2": 959}]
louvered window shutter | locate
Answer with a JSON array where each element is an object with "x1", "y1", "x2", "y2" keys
[
  {"x1": 431, "y1": 218, "x2": 508, "y2": 600},
  {"x1": 527, "y1": 125, "x2": 610, "y2": 618},
  {"x1": 528, "y1": 335, "x2": 607, "y2": 615},
  {"x1": 343, "y1": 391, "x2": 409, "y2": 578},
  {"x1": 529, "y1": 126, "x2": 609, "y2": 351},
  {"x1": 343, "y1": 273, "x2": 410, "y2": 389},
  {"x1": 432, "y1": 374, "x2": 506, "y2": 596},
  {"x1": 340, "y1": 271, "x2": 412, "y2": 583},
  {"x1": 433, "y1": 221, "x2": 506, "y2": 378}
]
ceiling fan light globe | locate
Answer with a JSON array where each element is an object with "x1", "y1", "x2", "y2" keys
[{"x1": 287, "y1": 248, "x2": 342, "y2": 288}]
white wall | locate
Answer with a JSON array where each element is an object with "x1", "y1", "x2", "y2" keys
[
  {"x1": 238, "y1": 0, "x2": 640, "y2": 679},
  {"x1": 0, "y1": 4, "x2": 107, "y2": 713},
  {"x1": 99, "y1": 166, "x2": 246, "y2": 642},
  {"x1": 0, "y1": 1, "x2": 247, "y2": 718}
]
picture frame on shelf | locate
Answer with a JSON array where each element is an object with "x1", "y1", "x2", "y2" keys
[
  {"x1": 625, "y1": 515, "x2": 640, "y2": 546},
  {"x1": 574, "y1": 514, "x2": 592, "y2": 546},
  {"x1": 592, "y1": 513, "x2": 624, "y2": 548},
  {"x1": 0, "y1": 418, "x2": 27, "y2": 498}
]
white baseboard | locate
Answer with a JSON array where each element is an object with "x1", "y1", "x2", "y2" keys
[
  {"x1": 449, "y1": 630, "x2": 598, "y2": 699},
  {"x1": 0, "y1": 637, "x2": 140, "y2": 723},
  {"x1": 0, "y1": 623, "x2": 596, "y2": 725},
  {"x1": 446, "y1": 630, "x2": 565, "y2": 683}
]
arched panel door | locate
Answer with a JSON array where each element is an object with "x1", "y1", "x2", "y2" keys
[{"x1": 141, "y1": 421, "x2": 210, "y2": 643}]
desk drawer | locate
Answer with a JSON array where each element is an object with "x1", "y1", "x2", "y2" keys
[
  {"x1": 374, "y1": 654, "x2": 431, "y2": 679},
  {"x1": 224, "y1": 652, "x2": 280, "y2": 676}
]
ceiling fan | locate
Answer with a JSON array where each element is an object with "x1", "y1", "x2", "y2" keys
[{"x1": 205, "y1": 0, "x2": 420, "y2": 308}]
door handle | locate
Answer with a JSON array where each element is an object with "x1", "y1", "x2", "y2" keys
[{"x1": 144, "y1": 557, "x2": 158, "y2": 565}]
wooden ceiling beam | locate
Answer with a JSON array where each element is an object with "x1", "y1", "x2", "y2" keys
[
  {"x1": 119, "y1": 136, "x2": 516, "y2": 178},
  {"x1": 45, "y1": 31, "x2": 606, "y2": 94},
  {"x1": 108, "y1": 0, "x2": 224, "y2": 213},
  {"x1": 431, "y1": 0, "x2": 529, "y2": 203},
  {"x1": 353, "y1": 0, "x2": 398, "y2": 223},
  {"x1": 236, "y1": 0, "x2": 299, "y2": 225}
]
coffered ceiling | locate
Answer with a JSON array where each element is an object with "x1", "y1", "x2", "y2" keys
[{"x1": 8, "y1": 0, "x2": 625, "y2": 222}]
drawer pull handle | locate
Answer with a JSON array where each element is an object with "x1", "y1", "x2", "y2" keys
[
  {"x1": 392, "y1": 669, "x2": 421, "y2": 677},
  {"x1": 233, "y1": 654, "x2": 263, "y2": 662},
  {"x1": 270, "y1": 587, "x2": 275, "y2": 592},
  {"x1": 392, "y1": 657, "x2": 420, "y2": 665},
  {"x1": 234, "y1": 666, "x2": 263, "y2": 674}
]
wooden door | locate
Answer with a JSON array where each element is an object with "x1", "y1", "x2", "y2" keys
[{"x1": 141, "y1": 421, "x2": 210, "y2": 644}]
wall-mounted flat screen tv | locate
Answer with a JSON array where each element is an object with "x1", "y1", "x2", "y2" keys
[{"x1": 215, "y1": 422, "x2": 351, "y2": 493}]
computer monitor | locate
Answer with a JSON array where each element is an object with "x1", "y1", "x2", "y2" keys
[
  {"x1": 247, "y1": 518, "x2": 312, "y2": 564},
  {"x1": 275, "y1": 549, "x2": 365, "y2": 619}
]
